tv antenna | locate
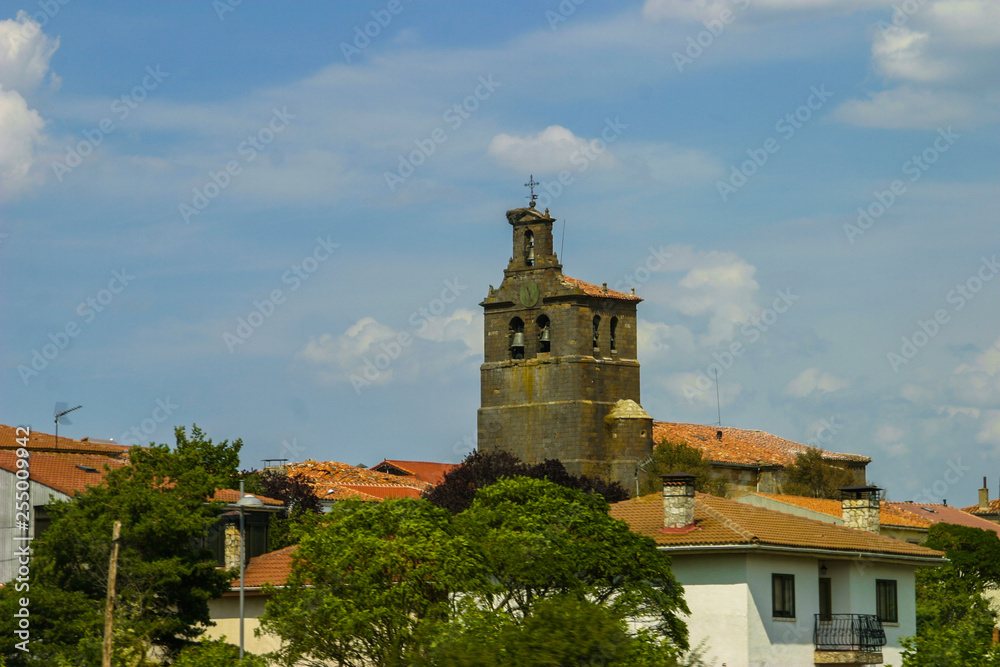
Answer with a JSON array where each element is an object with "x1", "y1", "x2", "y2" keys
[
  {"x1": 54, "y1": 403, "x2": 82, "y2": 449},
  {"x1": 714, "y1": 369, "x2": 722, "y2": 428}
]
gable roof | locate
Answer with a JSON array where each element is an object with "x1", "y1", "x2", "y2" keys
[
  {"x1": 370, "y1": 459, "x2": 458, "y2": 486},
  {"x1": 0, "y1": 450, "x2": 126, "y2": 497},
  {"x1": 610, "y1": 492, "x2": 942, "y2": 561},
  {"x1": 962, "y1": 498, "x2": 1000, "y2": 516},
  {"x1": 0, "y1": 424, "x2": 129, "y2": 458},
  {"x1": 746, "y1": 492, "x2": 932, "y2": 529},
  {"x1": 885, "y1": 501, "x2": 1000, "y2": 537},
  {"x1": 560, "y1": 275, "x2": 641, "y2": 302},
  {"x1": 288, "y1": 459, "x2": 429, "y2": 503},
  {"x1": 233, "y1": 545, "x2": 296, "y2": 589},
  {"x1": 652, "y1": 422, "x2": 870, "y2": 468}
]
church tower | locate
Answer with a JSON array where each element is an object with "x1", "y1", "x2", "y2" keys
[{"x1": 478, "y1": 198, "x2": 653, "y2": 488}]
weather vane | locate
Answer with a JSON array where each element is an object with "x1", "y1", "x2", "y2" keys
[{"x1": 524, "y1": 174, "x2": 539, "y2": 206}]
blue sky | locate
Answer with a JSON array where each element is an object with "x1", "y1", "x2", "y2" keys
[{"x1": 2, "y1": 0, "x2": 998, "y2": 506}]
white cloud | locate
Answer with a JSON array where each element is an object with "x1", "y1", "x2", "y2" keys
[
  {"x1": 0, "y1": 12, "x2": 58, "y2": 199},
  {"x1": 646, "y1": 246, "x2": 760, "y2": 347},
  {"x1": 835, "y1": 0, "x2": 1000, "y2": 129},
  {"x1": 300, "y1": 317, "x2": 403, "y2": 385},
  {"x1": 637, "y1": 319, "x2": 696, "y2": 358},
  {"x1": 0, "y1": 86, "x2": 44, "y2": 199},
  {"x1": 0, "y1": 12, "x2": 60, "y2": 93},
  {"x1": 488, "y1": 125, "x2": 616, "y2": 173},
  {"x1": 643, "y1": 0, "x2": 886, "y2": 22},
  {"x1": 975, "y1": 410, "x2": 1000, "y2": 447},
  {"x1": 785, "y1": 367, "x2": 849, "y2": 397}
]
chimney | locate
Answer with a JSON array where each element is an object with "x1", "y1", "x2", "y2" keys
[
  {"x1": 980, "y1": 476, "x2": 990, "y2": 511},
  {"x1": 662, "y1": 472, "x2": 697, "y2": 528},
  {"x1": 841, "y1": 485, "x2": 881, "y2": 533}
]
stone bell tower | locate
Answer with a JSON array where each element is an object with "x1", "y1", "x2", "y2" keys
[{"x1": 477, "y1": 197, "x2": 653, "y2": 488}]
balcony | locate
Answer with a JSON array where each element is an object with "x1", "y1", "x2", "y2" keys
[{"x1": 814, "y1": 614, "x2": 885, "y2": 665}]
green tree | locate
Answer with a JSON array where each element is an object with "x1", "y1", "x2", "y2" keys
[
  {"x1": 173, "y1": 638, "x2": 269, "y2": 666},
  {"x1": 781, "y1": 448, "x2": 856, "y2": 498},
  {"x1": 0, "y1": 428, "x2": 243, "y2": 665},
  {"x1": 639, "y1": 438, "x2": 728, "y2": 497},
  {"x1": 261, "y1": 477, "x2": 688, "y2": 666},
  {"x1": 174, "y1": 424, "x2": 243, "y2": 488},
  {"x1": 899, "y1": 523, "x2": 1000, "y2": 666}
]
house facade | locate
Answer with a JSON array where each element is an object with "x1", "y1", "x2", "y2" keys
[{"x1": 610, "y1": 476, "x2": 944, "y2": 667}]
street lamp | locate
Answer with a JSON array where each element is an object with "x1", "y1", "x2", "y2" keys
[{"x1": 236, "y1": 481, "x2": 263, "y2": 660}]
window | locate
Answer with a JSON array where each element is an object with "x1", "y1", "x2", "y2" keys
[
  {"x1": 592, "y1": 315, "x2": 601, "y2": 352},
  {"x1": 876, "y1": 579, "x2": 897, "y2": 623},
  {"x1": 772, "y1": 574, "x2": 795, "y2": 618},
  {"x1": 536, "y1": 315, "x2": 550, "y2": 354},
  {"x1": 818, "y1": 577, "x2": 832, "y2": 621},
  {"x1": 610, "y1": 317, "x2": 618, "y2": 353},
  {"x1": 509, "y1": 318, "x2": 525, "y2": 360}
]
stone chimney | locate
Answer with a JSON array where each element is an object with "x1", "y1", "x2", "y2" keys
[
  {"x1": 979, "y1": 477, "x2": 990, "y2": 511},
  {"x1": 223, "y1": 518, "x2": 241, "y2": 570},
  {"x1": 662, "y1": 472, "x2": 697, "y2": 528},
  {"x1": 840, "y1": 485, "x2": 881, "y2": 533}
]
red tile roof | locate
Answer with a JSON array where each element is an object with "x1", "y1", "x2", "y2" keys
[
  {"x1": 0, "y1": 450, "x2": 125, "y2": 497},
  {"x1": 0, "y1": 424, "x2": 130, "y2": 457},
  {"x1": 962, "y1": 498, "x2": 1000, "y2": 516},
  {"x1": 610, "y1": 492, "x2": 942, "y2": 560},
  {"x1": 339, "y1": 484, "x2": 423, "y2": 500},
  {"x1": 652, "y1": 422, "x2": 870, "y2": 468},
  {"x1": 211, "y1": 488, "x2": 284, "y2": 506},
  {"x1": 287, "y1": 460, "x2": 430, "y2": 504},
  {"x1": 561, "y1": 276, "x2": 642, "y2": 302},
  {"x1": 233, "y1": 545, "x2": 296, "y2": 588},
  {"x1": 885, "y1": 502, "x2": 1000, "y2": 537},
  {"x1": 749, "y1": 492, "x2": 932, "y2": 529},
  {"x1": 370, "y1": 459, "x2": 458, "y2": 486}
]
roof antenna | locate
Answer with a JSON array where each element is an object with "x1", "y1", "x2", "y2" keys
[{"x1": 54, "y1": 403, "x2": 82, "y2": 450}]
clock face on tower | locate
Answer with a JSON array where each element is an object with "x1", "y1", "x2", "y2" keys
[{"x1": 519, "y1": 280, "x2": 540, "y2": 307}]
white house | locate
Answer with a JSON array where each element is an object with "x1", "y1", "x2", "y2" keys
[{"x1": 609, "y1": 474, "x2": 945, "y2": 667}]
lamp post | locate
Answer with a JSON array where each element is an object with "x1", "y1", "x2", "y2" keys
[{"x1": 236, "y1": 481, "x2": 263, "y2": 660}]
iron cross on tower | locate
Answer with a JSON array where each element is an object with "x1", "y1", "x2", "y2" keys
[{"x1": 524, "y1": 174, "x2": 539, "y2": 206}]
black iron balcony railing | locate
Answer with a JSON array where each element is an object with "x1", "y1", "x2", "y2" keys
[{"x1": 814, "y1": 614, "x2": 887, "y2": 651}]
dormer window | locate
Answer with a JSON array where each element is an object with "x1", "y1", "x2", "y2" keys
[
  {"x1": 509, "y1": 317, "x2": 525, "y2": 359},
  {"x1": 524, "y1": 231, "x2": 535, "y2": 267},
  {"x1": 536, "y1": 315, "x2": 551, "y2": 354}
]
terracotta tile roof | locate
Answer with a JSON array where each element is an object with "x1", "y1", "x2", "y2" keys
[
  {"x1": 211, "y1": 488, "x2": 284, "y2": 507},
  {"x1": 233, "y1": 545, "x2": 296, "y2": 588},
  {"x1": 339, "y1": 484, "x2": 423, "y2": 500},
  {"x1": 610, "y1": 492, "x2": 943, "y2": 560},
  {"x1": 885, "y1": 502, "x2": 1000, "y2": 537},
  {"x1": 0, "y1": 424, "x2": 130, "y2": 457},
  {"x1": 314, "y1": 484, "x2": 382, "y2": 502},
  {"x1": 750, "y1": 493, "x2": 932, "y2": 529},
  {"x1": 370, "y1": 459, "x2": 458, "y2": 486},
  {"x1": 0, "y1": 450, "x2": 125, "y2": 497},
  {"x1": 561, "y1": 275, "x2": 642, "y2": 302},
  {"x1": 652, "y1": 422, "x2": 870, "y2": 468},
  {"x1": 287, "y1": 460, "x2": 430, "y2": 505},
  {"x1": 962, "y1": 498, "x2": 1000, "y2": 516}
]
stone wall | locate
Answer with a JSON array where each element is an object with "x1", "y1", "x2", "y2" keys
[{"x1": 842, "y1": 498, "x2": 880, "y2": 533}]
